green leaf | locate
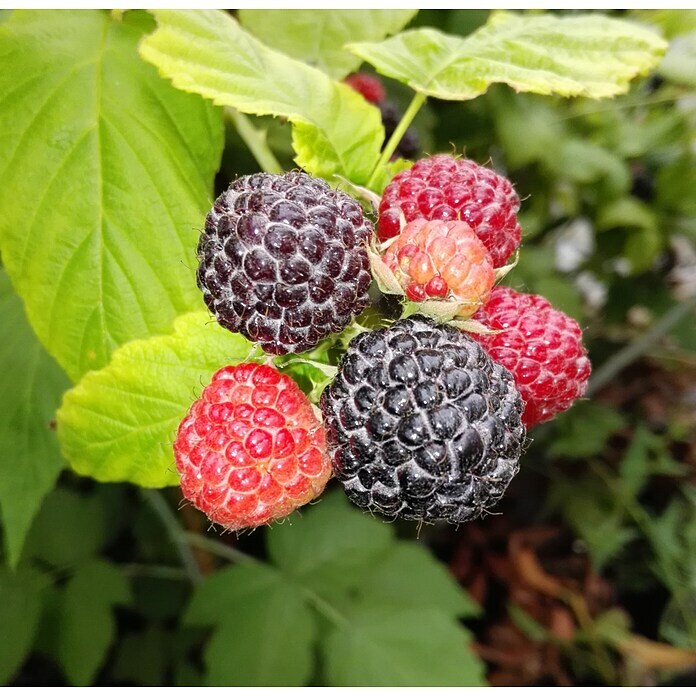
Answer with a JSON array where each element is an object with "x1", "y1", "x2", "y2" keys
[
  {"x1": 361, "y1": 542, "x2": 480, "y2": 618},
  {"x1": 348, "y1": 11, "x2": 666, "y2": 101},
  {"x1": 646, "y1": 494, "x2": 696, "y2": 581},
  {"x1": 550, "y1": 402, "x2": 626, "y2": 459},
  {"x1": 656, "y1": 154, "x2": 696, "y2": 217},
  {"x1": 572, "y1": 508, "x2": 637, "y2": 570},
  {"x1": 23, "y1": 488, "x2": 107, "y2": 568},
  {"x1": 111, "y1": 627, "x2": 169, "y2": 686},
  {"x1": 239, "y1": 9, "x2": 417, "y2": 79},
  {"x1": 550, "y1": 476, "x2": 636, "y2": 570},
  {"x1": 324, "y1": 606, "x2": 486, "y2": 686},
  {"x1": 601, "y1": 108, "x2": 688, "y2": 160},
  {"x1": 660, "y1": 592, "x2": 696, "y2": 650},
  {"x1": 57, "y1": 311, "x2": 260, "y2": 487},
  {"x1": 508, "y1": 603, "x2": 550, "y2": 642},
  {"x1": 0, "y1": 271, "x2": 70, "y2": 568},
  {"x1": 0, "y1": 566, "x2": 44, "y2": 683},
  {"x1": 493, "y1": 92, "x2": 565, "y2": 169},
  {"x1": 267, "y1": 490, "x2": 394, "y2": 596},
  {"x1": 556, "y1": 140, "x2": 631, "y2": 195},
  {"x1": 625, "y1": 228, "x2": 663, "y2": 273},
  {"x1": 0, "y1": 10, "x2": 223, "y2": 381},
  {"x1": 633, "y1": 9, "x2": 696, "y2": 39},
  {"x1": 58, "y1": 559, "x2": 131, "y2": 685},
  {"x1": 186, "y1": 564, "x2": 316, "y2": 686},
  {"x1": 533, "y1": 277, "x2": 584, "y2": 323},
  {"x1": 370, "y1": 157, "x2": 415, "y2": 195},
  {"x1": 618, "y1": 425, "x2": 654, "y2": 498},
  {"x1": 139, "y1": 10, "x2": 383, "y2": 184},
  {"x1": 132, "y1": 575, "x2": 189, "y2": 622},
  {"x1": 592, "y1": 608, "x2": 632, "y2": 645},
  {"x1": 597, "y1": 197, "x2": 658, "y2": 233}
]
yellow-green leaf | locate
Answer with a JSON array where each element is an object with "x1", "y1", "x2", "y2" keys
[
  {"x1": 348, "y1": 11, "x2": 667, "y2": 101},
  {"x1": 139, "y1": 9, "x2": 384, "y2": 184},
  {"x1": 0, "y1": 11, "x2": 223, "y2": 380},
  {"x1": 239, "y1": 9, "x2": 417, "y2": 79},
  {"x1": 57, "y1": 312, "x2": 261, "y2": 487}
]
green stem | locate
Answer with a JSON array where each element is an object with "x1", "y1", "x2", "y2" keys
[
  {"x1": 565, "y1": 591, "x2": 616, "y2": 684},
  {"x1": 225, "y1": 107, "x2": 284, "y2": 175},
  {"x1": 120, "y1": 563, "x2": 189, "y2": 581},
  {"x1": 367, "y1": 92, "x2": 426, "y2": 190},
  {"x1": 140, "y1": 489, "x2": 203, "y2": 585},
  {"x1": 183, "y1": 530, "x2": 258, "y2": 565},
  {"x1": 586, "y1": 294, "x2": 696, "y2": 398},
  {"x1": 303, "y1": 588, "x2": 349, "y2": 629}
]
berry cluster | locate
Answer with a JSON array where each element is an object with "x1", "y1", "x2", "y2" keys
[{"x1": 175, "y1": 153, "x2": 590, "y2": 532}]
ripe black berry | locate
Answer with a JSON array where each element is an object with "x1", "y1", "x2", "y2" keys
[
  {"x1": 197, "y1": 172, "x2": 373, "y2": 354},
  {"x1": 320, "y1": 316, "x2": 526, "y2": 524}
]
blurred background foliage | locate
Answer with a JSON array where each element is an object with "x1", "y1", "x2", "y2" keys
[{"x1": 2, "y1": 8, "x2": 696, "y2": 687}]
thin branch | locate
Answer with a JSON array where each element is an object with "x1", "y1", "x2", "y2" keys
[
  {"x1": 183, "y1": 530, "x2": 257, "y2": 565},
  {"x1": 225, "y1": 107, "x2": 284, "y2": 175},
  {"x1": 120, "y1": 563, "x2": 189, "y2": 581},
  {"x1": 140, "y1": 489, "x2": 203, "y2": 585},
  {"x1": 586, "y1": 294, "x2": 696, "y2": 398},
  {"x1": 367, "y1": 91, "x2": 426, "y2": 190},
  {"x1": 303, "y1": 588, "x2": 350, "y2": 628}
]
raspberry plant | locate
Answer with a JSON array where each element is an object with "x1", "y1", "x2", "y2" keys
[{"x1": 3, "y1": 7, "x2": 694, "y2": 688}]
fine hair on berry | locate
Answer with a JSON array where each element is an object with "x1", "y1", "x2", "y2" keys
[
  {"x1": 320, "y1": 315, "x2": 526, "y2": 524},
  {"x1": 174, "y1": 363, "x2": 332, "y2": 531},
  {"x1": 197, "y1": 172, "x2": 373, "y2": 355}
]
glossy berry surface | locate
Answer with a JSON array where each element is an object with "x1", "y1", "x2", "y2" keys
[
  {"x1": 174, "y1": 363, "x2": 332, "y2": 531},
  {"x1": 472, "y1": 286, "x2": 591, "y2": 427},
  {"x1": 197, "y1": 172, "x2": 373, "y2": 355},
  {"x1": 383, "y1": 219, "x2": 495, "y2": 310},
  {"x1": 377, "y1": 155, "x2": 522, "y2": 267},
  {"x1": 320, "y1": 316, "x2": 526, "y2": 524}
]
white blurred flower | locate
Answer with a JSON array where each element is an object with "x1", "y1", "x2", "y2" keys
[
  {"x1": 554, "y1": 218, "x2": 595, "y2": 273},
  {"x1": 669, "y1": 235, "x2": 696, "y2": 300},
  {"x1": 575, "y1": 270, "x2": 607, "y2": 311}
]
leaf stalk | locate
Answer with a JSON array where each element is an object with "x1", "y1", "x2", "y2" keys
[{"x1": 367, "y1": 91, "x2": 425, "y2": 190}]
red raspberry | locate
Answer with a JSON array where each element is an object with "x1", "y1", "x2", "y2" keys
[
  {"x1": 344, "y1": 73, "x2": 386, "y2": 104},
  {"x1": 383, "y1": 219, "x2": 495, "y2": 312},
  {"x1": 377, "y1": 155, "x2": 522, "y2": 267},
  {"x1": 173, "y1": 363, "x2": 331, "y2": 530},
  {"x1": 471, "y1": 286, "x2": 591, "y2": 427}
]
